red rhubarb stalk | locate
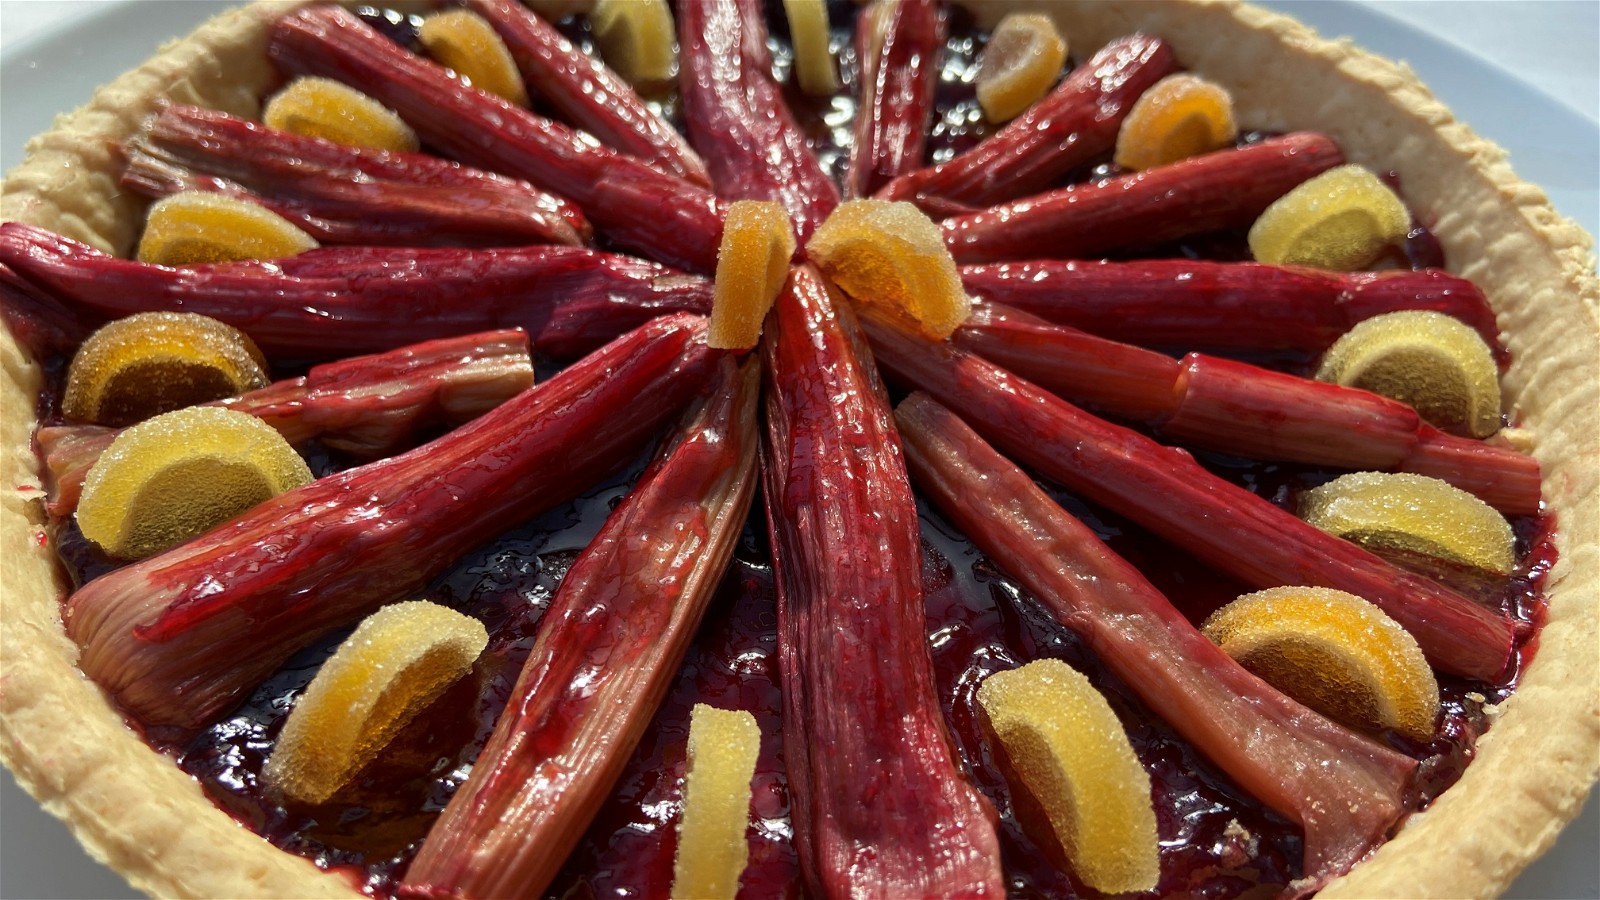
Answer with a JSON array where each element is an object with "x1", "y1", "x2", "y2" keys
[
  {"x1": 960, "y1": 258, "x2": 1503, "y2": 355},
  {"x1": 875, "y1": 34, "x2": 1176, "y2": 213},
  {"x1": 64, "y1": 313, "x2": 718, "y2": 735},
  {"x1": 678, "y1": 0, "x2": 840, "y2": 240},
  {"x1": 896, "y1": 392, "x2": 1415, "y2": 887},
  {"x1": 466, "y1": 0, "x2": 709, "y2": 187},
  {"x1": 942, "y1": 132, "x2": 1345, "y2": 264},
  {"x1": 864, "y1": 315, "x2": 1515, "y2": 681},
  {"x1": 762, "y1": 265, "x2": 1001, "y2": 896},
  {"x1": 845, "y1": 0, "x2": 944, "y2": 198},
  {"x1": 122, "y1": 106, "x2": 588, "y2": 247},
  {"x1": 39, "y1": 329, "x2": 536, "y2": 516},
  {"x1": 1400, "y1": 427, "x2": 1545, "y2": 516},
  {"x1": 404, "y1": 355, "x2": 760, "y2": 899},
  {"x1": 268, "y1": 6, "x2": 723, "y2": 272},
  {"x1": 0, "y1": 224, "x2": 711, "y2": 361}
]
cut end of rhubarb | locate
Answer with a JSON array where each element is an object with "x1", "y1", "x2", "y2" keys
[
  {"x1": 264, "y1": 601, "x2": 487, "y2": 805},
  {"x1": 77, "y1": 407, "x2": 312, "y2": 560},
  {"x1": 784, "y1": 0, "x2": 839, "y2": 96},
  {"x1": 1317, "y1": 310, "x2": 1502, "y2": 438},
  {"x1": 670, "y1": 704, "x2": 761, "y2": 900},
  {"x1": 263, "y1": 76, "x2": 421, "y2": 153},
  {"x1": 1301, "y1": 472, "x2": 1516, "y2": 575},
  {"x1": 590, "y1": 0, "x2": 677, "y2": 87},
  {"x1": 136, "y1": 191, "x2": 319, "y2": 267},
  {"x1": 1248, "y1": 164, "x2": 1408, "y2": 271},
  {"x1": 64, "y1": 312, "x2": 269, "y2": 427},
  {"x1": 977, "y1": 659, "x2": 1159, "y2": 895},
  {"x1": 807, "y1": 199, "x2": 970, "y2": 339},
  {"x1": 975, "y1": 13, "x2": 1068, "y2": 124},
  {"x1": 710, "y1": 200, "x2": 797, "y2": 350},
  {"x1": 419, "y1": 9, "x2": 531, "y2": 107},
  {"x1": 1113, "y1": 73, "x2": 1238, "y2": 171}
]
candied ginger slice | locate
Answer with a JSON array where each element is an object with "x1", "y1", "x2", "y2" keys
[
  {"x1": 1202, "y1": 586, "x2": 1441, "y2": 741},
  {"x1": 1301, "y1": 472, "x2": 1516, "y2": 575},
  {"x1": 590, "y1": 0, "x2": 676, "y2": 87},
  {"x1": 265, "y1": 601, "x2": 488, "y2": 805},
  {"x1": 76, "y1": 407, "x2": 312, "y2": 559},
  {"x1": 807, "y1": 199, "x2": 970, "y2": 339},
  {"x1": 784, "y1": 0, "x2": 839, "y2": 96},
  {"x1": 419, "y1": 9, "x2": 530, "y2": 107},
  {"x1": 263, "y1": 76, "x2": 421, "y2": 152},
  {"x1": 1317, "y1": 309, "x2": 1502, "y2": 438},
  {"x1": 710, "y1": 200, "x2": 797, "y2": 350},
  {"x1": 1247, "y1": 164, "x2": 1409, "y2": 270},
  {"x1": 63, "y1": 311, "x2": 270, "y2": 427},
  {"x1": 670, "y1": 705, "x2": 761, "y2": 900},
  {"x1": 977, "y1": 659, "x2": 1159, "y2": 894},
  {"x1": 136, "y1": 191, "x2": 319, "y2": 267},
  {"x1": 1113, "y1": 73, "x2": 1238, "y2": 171},
  {"x1": 974, "y1": 13, "x2": 1068, "y2": 124}
]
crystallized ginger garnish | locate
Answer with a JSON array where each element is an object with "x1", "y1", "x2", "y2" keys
[
  {"x1": 136, "y1": 191, "x2": 319, "y2": 267},
  {"x1": 1247, "y1": 163, "x2": 1409, "y2": 270},
  {"x1": 1113, "y1": 73, "x2": 1238, "y2": 171},
  {"x1": 590, "y1": 0, "x2": 677, "y2": 87},
  {"x1": 1202, "y1": 586, "x2": 1440, "y2": 741},
  {"x1": 671, "y1": 704, "x2": 761, "y2": 900},
  {"x1": 76, "y1": 406, "x2": 312, "y2": 559},
  {"x1": 263, "y1": 76, "x2": 421, "y2": 152},
  {"x1": 419, "y1": 9, "x2": 530, "y2": 107},
  {"x1": 1317, "y1": 309, "x2": 1502, "y2": 438},
  {"x1": 977, "y1": 659, "x2": 1159, "y2": 895},
  {"x1": 974, "y1": 13, "x2": 1067, "y2": 124},
  {"x1": 710, "y1": 201, "x2": 797, "y2": 350},
  {"x1": 807, "y1": 199, "x2": 970, "y2": 339},
  {"x1": 63, "y1": 311, "x2": 270, "y2": 427},
  {"x1": 265, "y1": 601, "x2": 489, "y2": 805},
  {"x1": 784, "y1": 0, "x2": 839, "y2": 96},
  {"x1": 1301, "y1": 472, "x2": 1516, "y2": 575}
]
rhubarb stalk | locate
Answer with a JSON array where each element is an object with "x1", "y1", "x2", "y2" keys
[
  {"x1": 762, "y1": 265, "x2": 1002, "y2": 896},
  {"x1": 65, "y1": 313, "x2": 718, "y2": 735},
  {"x1": 895, "y1": 392, "x2": 1415, "y2": 886},
  {"x1": 403, "y1": 355, "x2": 759, "y2": 899},
  {"x1": 845, "y1": 0, "x2": 944, "y2": 198}
]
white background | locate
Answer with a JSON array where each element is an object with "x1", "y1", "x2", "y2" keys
[{"x1": 1, "y1": 1, "x2": 1596, "y2": 897}]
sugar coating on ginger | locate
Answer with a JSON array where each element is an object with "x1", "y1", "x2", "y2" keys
[{"x1": 671, "y1": 704, "x2": 761, "y2": 900}]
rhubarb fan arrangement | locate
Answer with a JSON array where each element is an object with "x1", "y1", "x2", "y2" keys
[{"x1": 0, "y1": 1, "x2": 1596, "y2": 899}]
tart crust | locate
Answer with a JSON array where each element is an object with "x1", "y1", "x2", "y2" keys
[{"x1": 1, "y1": 2, "x2": 1595, "y2": 897}]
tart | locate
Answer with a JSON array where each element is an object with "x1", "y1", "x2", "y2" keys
[{"x1": 1, "y1": 2, "x2": 1596, "y2": 898}]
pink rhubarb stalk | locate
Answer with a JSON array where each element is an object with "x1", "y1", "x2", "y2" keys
[{"x1": 845, "y1": 0, "x2": 944, "y2": 199}]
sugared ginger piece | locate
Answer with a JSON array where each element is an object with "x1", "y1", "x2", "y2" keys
[
  {"x1": 977, "y1": 659, "x2": 1159, "y2": 894},
  {"x1": 590, "y1": 0, "x2": 676, "y2": 86},
  {"x1": 64, "y1": 311, "x2": 269, "y2": 427},
  {"x1": 264, "y1": 601, "x2": 488, "y2": 804},
  {"x1": 1302, "y1": 472, "x2": 1516, "y2": 575},
  {"x1": 263, "y1": 76, "x2": 421, "y2": 152},
  {"x1": 419, "y1": 9, "x2": 530, "y2": 106},
  {"x1": 807, "y1": 199, "x2": 970, "y2": 338},
  {"x1": 1202, "y1": 586, "x2": 1441, "y2": 741},
  {"x1": 1247, "y1": 163, "x2": 1408, "y2": 270},
  {"x1": 136, "y1": 191, "x2": 319, "y2": 267},
  {"x1": 974, "y1": 13, "x2": 1067, "y2": 123},
  {"x1": 1317, "y1": 309, "x2": 1502, "y2": 438},
  {"x1": 670, "y1": 705, "x2": 762, "y2": 900},
  {"x1": 784, "y1": 0, "x2": 838, "y2": 96},
  {"x1": 709, "y1": 200, "x2": 796, "y2": 350},
  {"x1": 1113, "y1": 73, "x2": 1238, "y2": 170},
  {"x1": 77, "y1": 407, "x2": 312, "y2": 560}
]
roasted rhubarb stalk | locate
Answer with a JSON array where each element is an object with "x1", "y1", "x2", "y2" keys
[
  {"x1": 268, "y1": 5, "x2": 723, "y2": 272},
  {"x1": 465, "y1": 0, "x2": 709, "y2": 187},
  {"x1": 404, "y1": 355, "x2": 759, "y2": 899},
  {"x1": 678, "y1": 0, "x2": 840, "y2": 240},
  {"x1": 955, "y1": 303, "x2": 1541, "y2": 514},
  {"x1": 960, "y1": 258, "x2": 1503, "y2": 355},
  {"x1": 896, "y1": 392, "x2": 1415, "y2": 887},
  {"x1": 39, "y1": 330, "x2": 535, "y2": 516},
  {"x1": 64, "y1": 313, "x2": 718, "y2": 735},
  {"x1": 864, "y1": 316, "x2": 1516, "y2": 681},
  {"x1": 875, "y1": 34, "x2": 1176, "y2": 214},
  {"x1": 121, "y1": 105, "x2": 588, "y2": 248},
  {"x1": 943, "y1": 132, "x2": 1345, "y2": 264},
  {"x1": 762, "y1": 265, "x2": 1001, "y2": 896},
  {"x1": 0, "y1": 224, "x2": 711, "y2": 360},
  {"x1": 845, "y1": 0, "x2": 944, "y2": 198}
]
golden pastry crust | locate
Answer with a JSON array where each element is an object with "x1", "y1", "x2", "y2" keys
[{"x1": 1, "y1": 2, "x2": 1595, "y2": 897}]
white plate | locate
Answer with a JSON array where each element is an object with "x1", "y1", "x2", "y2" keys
[{"x1": 1, "y1": 2, "x2": 1596, "y2": 898}]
